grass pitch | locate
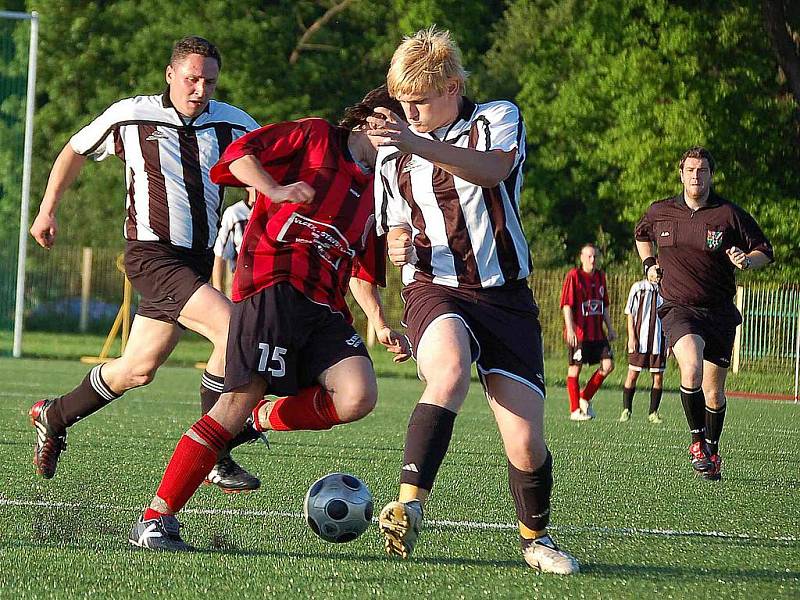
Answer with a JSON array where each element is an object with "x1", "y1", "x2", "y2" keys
[{"x1": 0, "y1": 352, "x2": 798, "y2": 599}]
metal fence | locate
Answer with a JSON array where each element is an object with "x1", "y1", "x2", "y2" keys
[{"x1": 3, "y1": 245, "x2": 799, "y2": 389}]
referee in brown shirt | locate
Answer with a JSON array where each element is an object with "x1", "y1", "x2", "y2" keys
[{"x1": 634, "y1": 146, "x2": 773, "y2": 481}]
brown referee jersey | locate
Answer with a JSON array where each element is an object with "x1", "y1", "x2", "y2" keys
[{"x1": 635, "y1": 192, "x2": 773, "y2": 307}]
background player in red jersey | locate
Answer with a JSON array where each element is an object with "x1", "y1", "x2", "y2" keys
[
  {"x1": 560, "y1": 243, "x2": 617, "y2": 421},
  {"x1": 128, "y1": 87, "x2": 410, "y2": 551}
]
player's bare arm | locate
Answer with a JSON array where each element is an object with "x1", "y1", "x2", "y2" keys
[
  {"x1": 348, "y1": 277, "x2": 410, "y2": 363},
  {"x1": 387, "y1": 226, "x2": 414, "y2": 267},
  {"x1": 367, "y1": 107, "x2": 515, "y2": 188},
  {"x1": 726, "y1": 247, "x2": 771, "y2": 271},
  {"x1": 603, "y1": 306, "x2": 618, "y2": 342},
  {"x1": 30, "y1": 143, "x2": 87, "y2": 249},
  {"x1": 627, "y1": 314, "x2": 636, "y2": 353},
  {"x1": 562, "y1": 305, "x2": 578, "y2": 347},
  {"x1": 228, "y1": 154, "x2": 315, "y2": 205}
]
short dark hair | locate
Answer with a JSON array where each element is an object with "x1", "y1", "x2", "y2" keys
[
  {"x1": 679, "y1": 146, "x2": 715, "y2": 174},
  {"x1": 339, "y1": 85, "x2": 405, "y2": 130},
  {"x1": 170, "y1": 36, "x2": 221, "y2": 69}
]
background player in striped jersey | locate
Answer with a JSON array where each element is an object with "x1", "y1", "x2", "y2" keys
[
  {"x1": 560, "y1": 244, "x2": 617, "y2": 421},
  {"x1": 212, "y1": 187, "x2": 256, "y2": 296},
  {"x1": 369, "y1": 26, "x2": 578, "y2": 575},
  {"x1": 28, "y1": 36, "x2": 263, "y2": 492},
  {"x1": 635, "y1": 146, "x2": 773, "y2": 481},
  {"x1": 128, "y1": 86, "x2": 410, "y2": 551},
  {"x1": 620, "y1": 271, "x2": 666, "y2": 424}
]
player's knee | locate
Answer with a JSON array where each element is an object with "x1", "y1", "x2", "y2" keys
[
  {"x1": 602, "y1": 363, "x2": 615, "y2": 376},
  {"x1": 337, "y1": 388, "x2": 377, "y2": 423},
  {"x1": 423, "y1": 361, "x2": 471, "y2": 400},
  {"x1": 704, "y1": 389, "x2": 726, "y2": 408},
  {"x1": 125, "y1": 362, "x2": 159, "y2": 388}
]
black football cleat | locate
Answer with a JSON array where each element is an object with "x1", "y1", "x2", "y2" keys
[
  {"x1": 129, "y1": 515, "x2": 194, "y2": 552},
  {"x1": 29, "y1": 399, "x2": 67, "y2": 479},
  {"x1": 228, "y1": 416, "x2": 269, "y2": 450},
  {"x1": 688, "y1": 441, "x2": 713, "y2": 473},
  {"x1": 700, "y1": 454, "x2": 723, "y2": 481},
  {"x1": 205, "y1": 454, "x2": 261, "y2": 493}
]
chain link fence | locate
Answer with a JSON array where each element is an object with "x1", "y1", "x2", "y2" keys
[{"x1": 4, "y1": 244, "x2": 798, "y2": 396}]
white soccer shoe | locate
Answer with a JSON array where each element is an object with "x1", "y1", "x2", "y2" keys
[
  {"x1": 570, "y1": 409, "x2": 591, "y2": 421},
  {"x1": 379, "y1": 499, "x2": 423, "y2": 559},
  {"x1": 523, "y1": 535, "x2": 580, "y2": 575},
  {"x1": 579, "y1": 399, "x2": 596, "y2": 419}
]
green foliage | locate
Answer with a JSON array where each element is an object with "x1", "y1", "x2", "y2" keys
[
  {"x1": 480, "y1": 0, "x2": 799, "y2": 276},
  {"x1": 0, "y1": 0, "x2": 797, "y2": 277}
]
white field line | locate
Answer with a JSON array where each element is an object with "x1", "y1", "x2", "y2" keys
[{"x1": 1, "y1": 497, "x2": 795, "y2": 543}]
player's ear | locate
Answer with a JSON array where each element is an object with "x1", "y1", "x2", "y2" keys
[
  {"x1": 446, "y1": 79, "x2": 460, "y2": 97},
  {"x1": 165, "y1": 64, "x2": 174, "y2": 84}
]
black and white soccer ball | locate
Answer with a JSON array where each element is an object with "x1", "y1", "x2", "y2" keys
[{"x1": 303, "y1": 473, "x2": 373, "y2": 543}]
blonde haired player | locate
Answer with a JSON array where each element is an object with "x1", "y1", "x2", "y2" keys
[{"x1": 370, "y1": 26, "x2": 578, "y2": 574}]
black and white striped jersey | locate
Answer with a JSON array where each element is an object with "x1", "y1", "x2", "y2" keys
[
  {"x1": 69, "y1": 91, "x2": 259, "y2": 250},
  {"x1": 624, "y1": 280, "x2": 666, "y2": 356},
  {"x1": 374, "y1": 98, "x2": 531, "y2": 288}
]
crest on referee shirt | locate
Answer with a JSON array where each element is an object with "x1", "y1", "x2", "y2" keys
[{"x1": 706, "y1": 229, "x2": 723, "y2": 251}]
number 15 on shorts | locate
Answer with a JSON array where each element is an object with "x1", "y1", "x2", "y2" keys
[{"x1": 258, "y1": 342, "x2": 288, "y2": 377}]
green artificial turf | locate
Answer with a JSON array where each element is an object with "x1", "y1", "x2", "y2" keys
[{"x1": 0, "y1": 354, "x2": 797, "y2": 599}]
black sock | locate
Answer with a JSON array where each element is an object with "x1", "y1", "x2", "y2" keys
[
  {"x1": 510, "y1": 451, "x2": 553, "y2": 540},
  {"x1": 680, "y1": 386, "x2": 706, "y2": 443},
  {"x1": 48, "y1": 365, "x2": 121, "y2": 432},
  {"x1": 200, "y1": 371, "x2": 225, "y2": 414},
  {"x1": 649, "y1": 387, "x2": 663, "y2": 414},
  {"x1": 622, "y1": 387, "x2": 635, "y2": 411},
  {"x1": 400, "y1": 403, "x2": 457, "y2": 492},
  {"x1": 705, "y1": 403, "x2": 727, "y2": 455}
]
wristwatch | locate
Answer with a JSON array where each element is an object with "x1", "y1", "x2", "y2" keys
[{"x1": 742, "y1": 256, "x2": 752, "y2": 270}]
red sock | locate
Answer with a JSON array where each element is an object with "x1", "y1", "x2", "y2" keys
[
  {"x1": 581, "y1": 370, "x2": 607, "y2": 401},
  {"x1": 252, "y1": 398, "x2": 269, "y2": 431},
  {"x1": 268, "y1": 385, "x2": 341, "y2": 431},
  {"x1": 567, "y1": 376, "x2": 580, "y2": 412},
  {"x1": 152, "y1": 415, "x2": 233, "y2": 515}
]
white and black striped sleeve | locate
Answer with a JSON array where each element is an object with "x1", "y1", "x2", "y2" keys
[
  {"x1": 624, "y1": 283, "x2": 639, "y2": 315},
  {"x1": 69, "y1": 97, "x2": 134, "y2": 161},
  {"x1": 475, "y1": 101, "x2": 524, "y2": 164}
]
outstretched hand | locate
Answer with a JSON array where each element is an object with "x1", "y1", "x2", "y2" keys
[
  {"x1": 30, "y1": 211, "x2": 58, "y2": 249},
  {"x1": 375, "y1": 326, "x2": 411, "y2": 363},
  {"x1": 366, "y1": 107, "x2": 418, "y2": 153}
]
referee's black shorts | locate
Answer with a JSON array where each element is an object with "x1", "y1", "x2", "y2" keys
[{"x1": 658, "y1": 301, "x2": 741, "y2": 368}]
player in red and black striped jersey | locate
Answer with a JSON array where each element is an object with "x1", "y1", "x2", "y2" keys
[
  {"x1": 129, "y1": 87, "x2": 411, "y2": 551},
  {"x1": 560, "y1": 244, "x2": 617, "y2": 420}
]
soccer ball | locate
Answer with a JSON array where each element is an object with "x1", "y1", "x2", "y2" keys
[{"x1": 303, "y1": 473, "x2": 373, "y2": 543}]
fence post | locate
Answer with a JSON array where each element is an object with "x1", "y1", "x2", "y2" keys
[
  {"x1": 732, "y1": 285, "x2": 744, "y2": 374},
  {"x1": 794, "y1": 289, "x2": 799, "y2": 403},
  {"x1": 79, "y1": 247, "x2": 92, "y2": 332}
]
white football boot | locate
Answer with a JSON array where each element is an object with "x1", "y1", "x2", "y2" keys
[
  {"x1": 523, "y1": 535, "x2": 580, "y2": 575},
  {"x1": 379, "y1": 499, "x2": 423, "y2": 559}
]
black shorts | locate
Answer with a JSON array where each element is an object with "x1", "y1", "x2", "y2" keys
[
  {"x1": 658, "y1": 301, "x2": 741, "y2": 368},
  {"x1": 224, "y1": 283, "x2": 370, "y2": 395},
  {"x1": 567, "y1": 340, "x2": 613, "y2": 366},
  {"x1": 401, "y1": 280, "x2": 546, "y2": 398},
  {"x1": 124, "y1": 241, "x2": 212, "y2": 324},
  {"x1": 628, "y1": 351, "x2": 666, "y2": 372}
]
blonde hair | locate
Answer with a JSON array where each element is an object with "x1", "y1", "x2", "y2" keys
[{"x1": 387, "y1": 26, "x2": 468, "y2": 98}]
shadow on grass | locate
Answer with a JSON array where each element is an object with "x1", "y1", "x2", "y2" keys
[{"x1": 582, "y1": 561, "x2": 800, "y2": 582}]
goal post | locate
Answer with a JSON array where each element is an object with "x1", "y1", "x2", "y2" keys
[{"x1": 0, "y1": 10, "x2": 39, "y2": 358}]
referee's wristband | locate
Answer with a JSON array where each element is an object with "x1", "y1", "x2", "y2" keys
[{"x1": 642, "y1": 256, "x2": 657, "y2": 276}]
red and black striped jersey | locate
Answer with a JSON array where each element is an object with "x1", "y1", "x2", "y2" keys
[
  {"x1": 210, "y1": 118, "x2": 385, "y2": 321},
  {"x1": 560, "y1": 267, "x2": 609, "y2": 343}
]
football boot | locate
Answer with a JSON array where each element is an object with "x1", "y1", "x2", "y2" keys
[
  {"x1": 129, "y1": 514, "x2": 194, "y2": 552},
  {"x1": 700, "y1": 453, "x2": 723, "y2": 482},
  {"x1": 29, "y1": 399, "x2": 67, "y2": 479},
  {"x1": 379, "y1": 499, "x2": 423, "y2": 559},
  {"x1": 522, "y1": 534, "x2": 580, "y2": 575},
  {"x1": 205, "y1": 453, "x2": 261, "y2": 493},
  {"x1": 688, "y1": 441, "x2": 714, "y2": 473}
]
